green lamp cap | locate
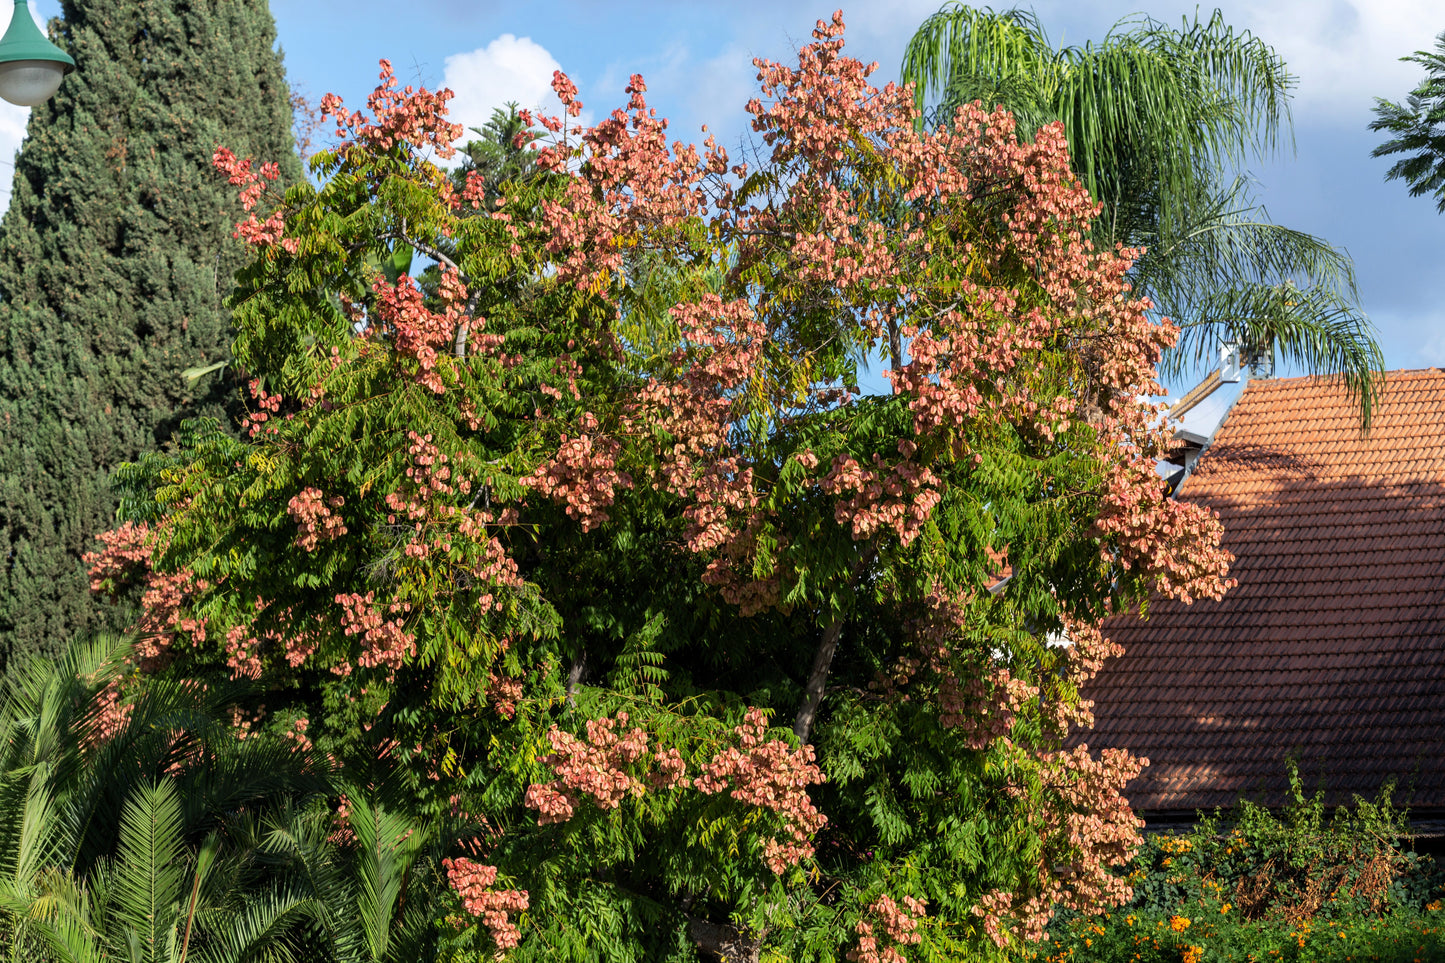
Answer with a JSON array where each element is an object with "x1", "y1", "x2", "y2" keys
[{"x1": 0, "y1": 0, "x2": 75, "y2": 70}]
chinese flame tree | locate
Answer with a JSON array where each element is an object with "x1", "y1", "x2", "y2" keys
[{"x1": 95, "y1": 12, "x2": 1233, "y2": 961}]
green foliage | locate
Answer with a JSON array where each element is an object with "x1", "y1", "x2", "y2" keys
[
  {"x1": 0, "y1": 635, "x2": 323, "y2": 961},
  {"x1": 454, "y1": 103, "x2": 543, "y2": 207},
  {"x1": 0, "y1": 0, "x2": 303, "y2": 667},
  {"x1": 1038, "y1": 766, "x2": 1445, "y2": 963},
  {"x1": 901, "y1": 4, "x2": 1383, "y2": 421},
  {"x1": 1035, "y1": 908, "x2": 1445, "y2": 963},
  {"x1": 1370, "y1": 30, "x2": 1445, "y2": 214}
]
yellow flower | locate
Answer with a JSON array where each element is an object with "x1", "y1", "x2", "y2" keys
[
  {"x1": 1182, "y1": 946, "x2": 1203, "y2": 963},
  {"x1": 1220, "y1": 904, "x2": 1231, "y2": 915},
  {"x1": 1170, "y1": 916, "x2": 1192, "y2": 933}
]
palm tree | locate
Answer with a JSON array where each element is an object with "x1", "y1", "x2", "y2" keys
[
  {"x1": 902, "y1": 5, "x2": 1384, "y2": 421},
  {"x1": 258, "y1": 787, "x2": 444, "y2": 963},
  {"x1": 1370, "y1": 30, "x2": 1445, "y2": 215},
  {"x1": 0, "y1": 635, "x2": 326, "y2": 962},
  {"x1": 12, "y1": 782, "x2": 315, "y2": 963}
]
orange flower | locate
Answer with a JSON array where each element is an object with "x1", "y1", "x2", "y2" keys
[{"x1": 1169, "y1": 916, "x2": 1192, "y2": 933}]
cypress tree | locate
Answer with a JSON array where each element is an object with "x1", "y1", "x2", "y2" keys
[{"x1": 0, "y1": 0, "x2": 302, "y2": 666}]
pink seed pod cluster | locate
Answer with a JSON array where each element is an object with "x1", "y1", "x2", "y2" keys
[
  {"x1": 442, "y1": 857, "x2": 530, "y2": 950},
  {"x1": 847, "y1": 894, "x2": 928, "y2": 963},
  {"x1": 85, "y1": 521, "x2": 154, "y2": 597},
  {"x1": 83, "y1": 678, "x2": 133, "y2": 751},
  {"x1": 486, "y1": 672, "x2": 523, "y2": 720},
  {"x1": 372, "y1": 272, "x2": 462, "y2": 394},
  {"x1": 319, "y1": 59, "x2": 462, "y2": 160},
  {"x1": 522, "y1": 712, "x2": 653, "y2": 823},
  {"x1": 694, "y1": 708, "x2": 827, "y2": 873},
  {"x1": 521, "y1": 429, "x2": 632, "y2": 532},
  {"x1": 937, "y1": 666, "x2": 1039, "y2": 749},
  {"x1": 282, "y1": 717, "x2": 313, "y2": 753},
  {"x1": 85, "y1": 521, "x2": 209, "y2": 673},
  {"x1": 213, "y1": 147, "x2": 291, "y2": 250},
  {"x1": 287, "y1": 487, "x2": 347, "y2": 551},
  {"x1": 335, "y1": 591, "x2": 416, "y2": 677},
  {"x1": 970, "y1": 744, "x2": 1147, "y2": 946},
  {"x1": 239, "y1": 378, "x2": 284, "y2": 438},
  {"x1": 819, "y1": 442, "x2": 943, "y2": 546}
]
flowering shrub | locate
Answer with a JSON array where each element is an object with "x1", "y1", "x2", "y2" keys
[
  {"x1": 1038, "y1": 769, "x2": 1445, "y2": 962},
  {"x1": 98, "y1": 10, "x2": 1235, "y2": 960}
]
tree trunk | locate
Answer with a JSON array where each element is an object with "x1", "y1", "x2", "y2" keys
[
  {"x1": 792, "y1": 546, "x2": 877, "y2": 744},
  {"x1": 688, "y1": 917, "x2": 763, "y2": 963},
  {"x1": 792, "y1": 618, "x2": 845, "y2": 744}
]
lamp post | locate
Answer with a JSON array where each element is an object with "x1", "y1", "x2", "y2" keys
[{"x1": 0, "y1": 0, "x2": 73, "y2": 107}]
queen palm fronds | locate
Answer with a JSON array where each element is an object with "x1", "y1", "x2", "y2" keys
[{"x1": 903, "y1": 4, "x2": 1383, "y2": 422}]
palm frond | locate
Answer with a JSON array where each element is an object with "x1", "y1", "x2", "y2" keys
[
  {"x1": 9, "y1": 763, "x2": 64, "y2": 890},
  {"x1": 902, "y1": 4, "x2": 1383, "y2": 423},
  {"x1": 1140, "y1": 173, "x2": 1382, "y2": 419},
  {"x1": 1369, "y1": 31, "x2": 1445, "y2": 213},
  {"x1": 189, "y1": 887, "x2": 315, "y2": 963},
  {"x1": 1170, "y1": 282, "x2": 1384, "y2": 425},
  {"x1": 13, "y1": 868, "x2": 105, "y2": 963},
  {"x1": 345, "y1": 788, "x2": 429, "y2": 962},
  {"x1": 901, "y1": 4, "x2": 1056, "y2": 115},
  {"x1": 1137, "y1": 10, "x2": 1295, "y2": 159},
  {"x1": 110, "y1": 781, "x2": 187, "y2": 958}
]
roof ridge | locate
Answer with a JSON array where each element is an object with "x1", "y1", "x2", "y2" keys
[{"x1": 1239, "y1": 367, "x2": 1443, "y2": 389}]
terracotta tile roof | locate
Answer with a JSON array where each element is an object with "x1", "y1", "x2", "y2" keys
[{"x1": 1081, "y1": 369, "x2": 1445, "y2": 813}]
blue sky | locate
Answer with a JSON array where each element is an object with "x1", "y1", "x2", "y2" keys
[{"x1": 5, "y1": 0, "x2": 1444, "y2": 384}]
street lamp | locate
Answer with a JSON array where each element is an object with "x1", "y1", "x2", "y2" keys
[{"x1": 0, "y1": 0, "x2": 73, "y2": 107}]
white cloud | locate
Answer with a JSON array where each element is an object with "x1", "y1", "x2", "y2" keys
[
  {"x1": 687, "y1": 43, "x2": 757, "y2": 138},
  {"x1": 0, "y1": 102, "x2": 28, "y2": 212},
  {"x1": 441, "y1": 34, "x2": 563, "y2": 141},
  {"x1": 1236, "y1": 0, "x2": 1440, "y2": 122}
]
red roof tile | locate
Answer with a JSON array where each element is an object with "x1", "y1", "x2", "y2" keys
[{"x1": 1081, "y1": 369, "x2": 1445, "y2": 813}]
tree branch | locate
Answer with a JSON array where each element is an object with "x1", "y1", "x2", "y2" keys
[
  {"x1": 382, "y1": 231, "x2": 472, "y2": 285},
  {"x1": 793, "y1": 546, "x2": 876, "y2": 744},
  {"x1": 793, "y1": 618, "x2": 845, "y2": 745},
  {"x1": 378, "y1": 231, "x2": 483, "y2": 359},
  {"x1": 454, "y1": 288, "x2": 482, "y2": 358},
  {"x1": 566, "y1": 649, "x2": 587, "y2": 706}
]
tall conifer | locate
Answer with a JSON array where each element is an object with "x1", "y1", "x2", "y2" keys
[{"x1": 0, "y1": 0, "x2": 301, "y2": 665}]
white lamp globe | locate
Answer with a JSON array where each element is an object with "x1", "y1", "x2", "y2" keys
[{"x1": 0, "y1": 58, "x2": 65, "y2": 106}]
